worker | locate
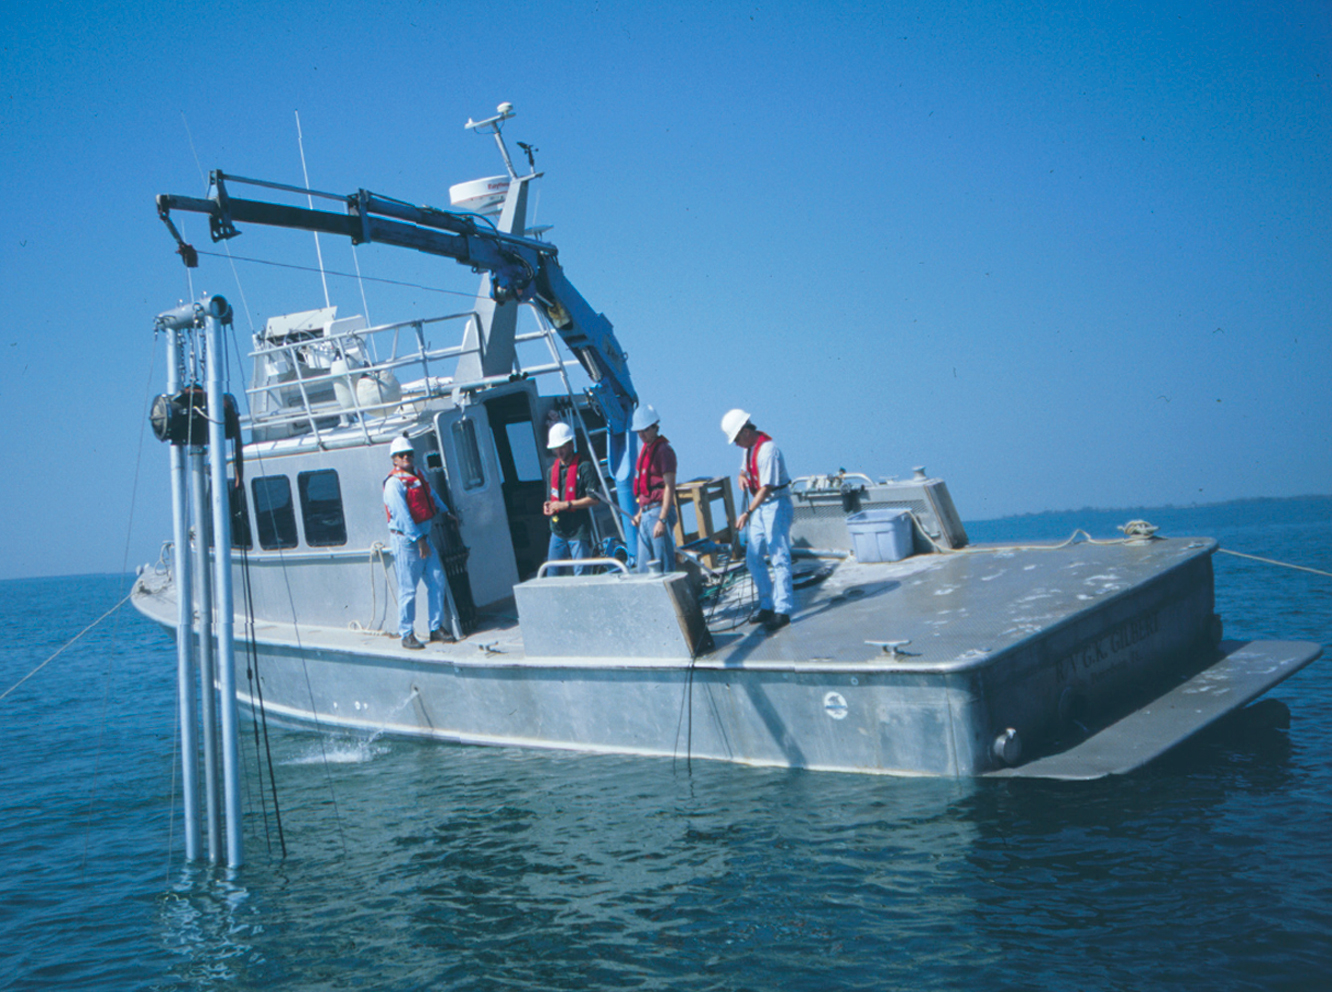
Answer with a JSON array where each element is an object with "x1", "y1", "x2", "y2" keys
[
  {"x1": 721, "y1": 409, "x2": 793, "y2": 631},
  {"x1": 384, "y1": 435, "x2": 457, "y2": 649},
  {"x1": 630, "y1": 404, "x2": 678, "y2": 573},
  {"x1": 543, "y1": 422, "x2": 601, "y2": 575}
]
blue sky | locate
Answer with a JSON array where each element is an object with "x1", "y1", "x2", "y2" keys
[{"x1": 1, "y1": 0, "x2": 1328, "y2": 579}]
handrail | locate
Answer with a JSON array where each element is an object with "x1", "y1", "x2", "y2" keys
[
  {"x1": 535, "y1": 557, "x2": 629, "y2": 578},
  {"x1": 791, "y1": 472, "x2": 876, "y2": 494},
  {"x1": 240, "y1": 302, "x2": 577, "y2": 437}
]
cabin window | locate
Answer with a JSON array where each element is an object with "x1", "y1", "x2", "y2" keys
[
  {"x1": 298, "y1": 469, "x2": 347, "y2": 547},
  {"x1": 504, "y1": 421, "x2": 544, "y2": 482},
  {"x1": 452, "y1": 418, "x2": 486, "y2": 491},
  {"x1": 229, "y1": 479, "x2": 253, "y2": 549},
  {"x1": 252, "y1": 475, "x2": 299, "y2": 550}
]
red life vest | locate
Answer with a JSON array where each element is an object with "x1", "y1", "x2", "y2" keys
[
  {"x1": 633, "y1": 435, "x2": 669, "y2": 504},
  {"x1": 550, "y1": 455, "x2": 580, "y2": 502},
  {"x1": 743, "y1": 432, "x2": 774, "y2": 493},
  {"x1": 384, "y1": 469, "x2": 437, "y2": 524}
]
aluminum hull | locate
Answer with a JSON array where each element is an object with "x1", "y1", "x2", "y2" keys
[{"x1": 132, "y1": 535, "x2": 1318, "y2": 777}]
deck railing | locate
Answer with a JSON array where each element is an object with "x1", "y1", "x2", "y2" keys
[{"x1": 242, "y1": 308, "x2": 579, "y2": 445}]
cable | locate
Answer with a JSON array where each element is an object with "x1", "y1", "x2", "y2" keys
[
  {"x1": 239, "y1": 545, "x2": 287, "y2": 859},
  {"x1": 194, "y1": 249, "x2": 481, "y2": 299},
  {"x1": 1216, "y1": 548, "x2": 1332, "y2": 578},
  {"x1": 0, "y1": 591, "x2": 132, "y2": 702},
  {"x1": 225, "y1": 323, "x2": 349, "y2": 861}
]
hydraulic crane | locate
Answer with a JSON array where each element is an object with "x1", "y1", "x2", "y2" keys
[{"x1": 155, "y1": 163, "x2": 637, "y2": 434}]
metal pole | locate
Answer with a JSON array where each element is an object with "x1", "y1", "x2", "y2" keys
[
  {"x1": 165, "y1": 322, "x2": 200, "y2": 862},
  {"x1": 189, "y1": 447, "x2": 222, "y2": 862},
  {"x1": 203, "y1": 296, "x2": 243, "y2": 869}
]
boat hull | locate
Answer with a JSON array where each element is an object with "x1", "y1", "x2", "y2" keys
[{"x1": 133, "y1": 537, "x2": 1321, "y2": 777}]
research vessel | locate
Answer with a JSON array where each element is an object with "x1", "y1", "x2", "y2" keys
[{"x1": 132, "y1": 105, "x2": 1322, "y2": 805}]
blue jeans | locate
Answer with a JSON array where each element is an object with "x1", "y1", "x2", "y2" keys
[
  {"x1": 746, "y1": 496, "x2": 793, "y2": 615},
  {"x1": 391, "y1": 532, "x2": 445, "y2": 637},
  {"x1": 547, "y1": 532, "x2": 591, "y2": 575},
  {"x1": 635, "y1": 503, "x2": 678, "y2": 573}
]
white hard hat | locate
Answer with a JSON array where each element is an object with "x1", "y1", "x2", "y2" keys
[
  {"x1": 389, "y1": 435, "x2": 414, "y2": 457},
  {"x1": 547, "y1": 422, "x2": 576, "y2": 450},
  {"x1": 721, "y1": 408, "x2": 751, "y2": 444},
  {"x1": 630, "y1": 404, "x2": 660, "y2": 432}
]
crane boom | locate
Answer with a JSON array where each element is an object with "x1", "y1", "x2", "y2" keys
[{"x1": 156, "y1": 170, "x2": 636, "y2": 432}]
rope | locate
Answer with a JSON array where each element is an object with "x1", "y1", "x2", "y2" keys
[
  {"x1": 1216, "y1": 548, "x2": 1332, "y2": 578},
  {"x1": 361, "y1": 542, "x2": 391, "y2": 631},
  {"x1": 0, "y1": 591, "x2": 133, "y2": 702},
  {"x1": 226, "y1": 323, "x2": 348, "y2": 860},
  {"x1": 239, "y1": 546, "x2": 287, "y2": 859},
  {"x1": 908, "y1": 513, "x2": 1166, "y2": 556}
]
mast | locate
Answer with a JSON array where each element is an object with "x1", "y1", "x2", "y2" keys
[{"x1": 454, "y1": 103, "x2": 535, "y2": 383}]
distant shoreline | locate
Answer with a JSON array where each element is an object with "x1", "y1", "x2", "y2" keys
[
  {"x1": 967, "y1": 492, "x2": 1332, "y2": 526},
  {"x1": 5, "y1": 493, "x2": 1330, "y2": 583}
]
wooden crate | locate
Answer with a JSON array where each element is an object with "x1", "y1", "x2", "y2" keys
[{"x1": 671, "y1": 476, "x2": 737, "y2": 569}]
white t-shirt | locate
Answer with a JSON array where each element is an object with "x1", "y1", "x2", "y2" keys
[{"x1": 740, "y1": 437, "x2": 790, "y2": 489}]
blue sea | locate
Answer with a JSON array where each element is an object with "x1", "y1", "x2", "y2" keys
[{"x1": 2, "y1": 499, "x2": 1329, "y2": 991}]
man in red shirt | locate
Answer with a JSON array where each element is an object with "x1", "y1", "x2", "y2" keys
[{"x1": 630, "y1": 404, "x2": 678, "y2": 573}]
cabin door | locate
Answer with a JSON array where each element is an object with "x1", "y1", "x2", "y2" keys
[
  {"x1": 432, "y1": 406, "x2": 520, "y2": 608},
  {"x1": 481, "y1": 392, "x2": 549, "y2": 582}
]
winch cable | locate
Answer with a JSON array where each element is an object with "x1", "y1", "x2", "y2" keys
[
  {"x1": 238, "y1": 544, "x2": 287, "y2": 859},
  {"x1": 167, "y1": 236, "x2": 295, "y2": 863},
  {"x1": 674, "y1": 549, "x2": 758, "y2": 773},
  {"x1": 196, "y1": 248, "x2": 482, "y2": 301},
  {"x1": 225, "y1": 315, "x2": 350, "y2": 861},
  {"x1": 196, "y1": 305, "x2": 286, "y2": 859}
]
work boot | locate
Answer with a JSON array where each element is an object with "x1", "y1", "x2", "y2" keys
[
  {"x1": 429, "y1": 627, "x2": 454, "y2": 644},
  {"x1": 401, "y1": 633, "x2": 425, "y2": 650},
  {"x1": 749, "y1": 608, "x2": 774, "y2": 626},
  {"x1": 763, "y1": 612, "x2": 790, "y2": 632}
]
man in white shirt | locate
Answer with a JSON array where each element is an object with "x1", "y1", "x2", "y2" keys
[{"x1": 721, "y1": 409, "x2": 794, "y2": 631}]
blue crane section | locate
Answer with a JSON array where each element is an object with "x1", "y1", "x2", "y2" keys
[{"x1": 155, "y1": 170, "x2": 637, "y2": 433}]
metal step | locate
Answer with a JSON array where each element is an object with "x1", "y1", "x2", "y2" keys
[{"x1": 988, "y1": 639, "x2": 1324, "y2": 780}]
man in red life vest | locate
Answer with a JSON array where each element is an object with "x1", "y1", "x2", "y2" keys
[
  {"x1": 630, "y1": 404, "x2": 678, "y2": 573},
  {"x1": 721, "y1": 408, "x2": 794, "y2": 632},
  {"x1": 384, "y1": 435, "x2": 457, "y2": 649},
  {"x1": 543, "y1": 422, "x2": 601, "y2": 575}
]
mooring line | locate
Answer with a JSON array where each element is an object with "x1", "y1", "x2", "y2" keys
[
  {"x1": 1216, "y1": 548, "x2": 1332, "y2": 578},
  {"x1": 0, "y1": 591, "x2": 134, "y2": 702}
]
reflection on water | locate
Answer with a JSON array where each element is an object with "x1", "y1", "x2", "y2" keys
[
  {"x1": 156, "y1": 740, "x2": 989, "y2": 990},
  {"x1": 151, "y1": 708, "x2": 1321, "y2": 991},
  {"x1": 2, "y1": 499, "x2": 1329, "y2": 992}
]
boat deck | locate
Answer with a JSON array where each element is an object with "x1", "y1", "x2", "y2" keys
[{"x1": 137, "y1": 535, "x2": 1217, "y2": 672}]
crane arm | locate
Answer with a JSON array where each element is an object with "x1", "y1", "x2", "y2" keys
[{"x1": 157, "y1": 171, "x2": 636, "y2": 430}]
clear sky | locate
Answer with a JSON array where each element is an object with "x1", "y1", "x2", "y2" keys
[{"x1": 1, "y1": 0, "x2": 1328, "y2": 580}]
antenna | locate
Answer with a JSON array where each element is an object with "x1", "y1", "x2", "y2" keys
[
  {"x1": 294, "y1": 110, "x2": 331, "y2": 309},
  {"x1": 464, "y1": 102, "x2": 522, "y2": 179}
]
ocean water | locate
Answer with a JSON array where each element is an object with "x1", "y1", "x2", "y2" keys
[{"x1": 2, "y1": 499, "x2": 1329, "y2": 991}]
